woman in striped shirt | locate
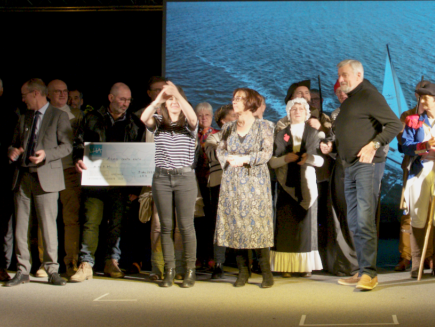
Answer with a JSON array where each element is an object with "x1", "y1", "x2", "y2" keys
[{"x1": 141, "y1": 81, "x2": 198, "y2": 288}]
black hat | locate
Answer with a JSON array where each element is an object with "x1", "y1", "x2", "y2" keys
[
  {"x1": 284, "y1": 80, "x2": 311, "y2": 104},
  {"x1": 416, "y1": 80, "x2": 435, "y2": 97}
]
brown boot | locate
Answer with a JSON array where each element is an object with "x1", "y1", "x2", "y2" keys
[
  {"x1": 104, "y1": 259, "x2": 125, "y2": 278},
  {"x1": 410, "y1": 226, "x2": 425, "y2": 278},
  {"x1": 394, "y1": 258, "x2": 411, "y2": 271}
]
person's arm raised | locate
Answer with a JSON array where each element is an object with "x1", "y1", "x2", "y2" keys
[
  {"x1": 164, "y1": 81, "x2": 198, "y2": 130},
  {"x1": 140, "y1": 89, "x2": 168, "y2": 130}
]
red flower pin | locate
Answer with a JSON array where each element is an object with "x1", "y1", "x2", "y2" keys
[{"x1": 284, "y1": 134, "x2": 290, "y2": 142}]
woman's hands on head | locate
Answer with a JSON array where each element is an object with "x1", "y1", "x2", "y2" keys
[{"x1": 152, "y1": 81, "x2": 179, "y2": 106}]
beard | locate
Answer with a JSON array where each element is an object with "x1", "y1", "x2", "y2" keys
[{"x1": 340, "y1": 83, "x2": 352, "y2": 94}]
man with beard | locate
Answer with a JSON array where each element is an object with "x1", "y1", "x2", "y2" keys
[
  {"x1": 70, "y1": 82, "x2": 144, "y2": 282},
  {"x1": 334, "y1": 60, "x2": 401, "y2": 290}
]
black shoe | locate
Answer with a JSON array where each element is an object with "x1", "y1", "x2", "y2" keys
[
  {"x1": 181, "y1": 269, "x2": 196, "y2": 288},
  {"x1": 234, "y1": 250, "x2": 250, "y2": 287},
  {"x1": 160, "y1": 268, "x2": 175, "y2": 287},
  {"x1": 261, "y1": 272, "x2": 274, "y2": 288},
  {"x1": 257, "y1": 248, "x2": 274, "y2": 288},
  {"x1": 211, "y1": 263, "x2": 224, "y2": 279},
  {"x1": 49, "y1": 273, "x2": 66, "y2": 286},
  {"x1": 4, "y1": 271, "x2": 30, "y2": 287}
]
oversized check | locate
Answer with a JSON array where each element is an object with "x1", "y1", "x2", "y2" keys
[{"x1": 82, "y1": 142, "x2": 155, "y2": 186}]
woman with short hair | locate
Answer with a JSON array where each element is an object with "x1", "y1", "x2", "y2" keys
[
  {"x1": 194, "y1": 102, "x2": 219, "y2": 268},
  {"x1": 215, "y1": 88, "x2": 275, "y2": 288}
]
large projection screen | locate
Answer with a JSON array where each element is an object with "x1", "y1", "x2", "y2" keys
[{"x1": 164, "y1": 0, "x2": 435, "y2": 215}]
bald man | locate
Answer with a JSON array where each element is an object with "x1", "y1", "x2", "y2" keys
[{"x1": 70, "y1": 83, "x2": 145, "y2": 282}]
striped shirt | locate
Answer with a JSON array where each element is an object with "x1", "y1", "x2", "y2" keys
[{"x1": 150, "y1": 114, "x2": 198, "y2": 169}]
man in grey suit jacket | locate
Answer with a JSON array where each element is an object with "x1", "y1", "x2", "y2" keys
[{"x1": 5, "y1": 78, "x2": 73, "y2": 287}]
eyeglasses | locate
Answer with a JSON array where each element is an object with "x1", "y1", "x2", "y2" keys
[
  {"x1": 21, "y1": 91, "x2": 33, "y2": 99},
  {"x1": 290, "y1": 107, "x2": 305, "y2": 112},
  {"x1": 232, "y1": 96, "x2": 246, "y2": 103},
  {"x1": 117, "y1": 97, "x2": 133, "y2": 104},
  {"x1": 54, "y1": 89, "x2": 68, "y2": 95}
]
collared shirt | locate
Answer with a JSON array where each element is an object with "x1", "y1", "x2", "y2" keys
[
  {"x1": 106, "y1": 108, "x2": 127, "y2": 126},
  {"x1": 35, "y1": 102, "x2": 49, "y2": 137}
]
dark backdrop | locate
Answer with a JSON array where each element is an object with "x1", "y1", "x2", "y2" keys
[{"x1": 0, "y1": 11, "x2": 163, "y2": 112}]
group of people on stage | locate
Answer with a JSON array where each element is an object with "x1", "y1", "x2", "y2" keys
[{"x1": 1, "y1": 58, "x2": 434, "y2": 291}]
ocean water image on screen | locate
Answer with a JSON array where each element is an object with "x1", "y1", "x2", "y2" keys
[{"x1": 165, "y1": 0, "x2": 435, "y2": 212}]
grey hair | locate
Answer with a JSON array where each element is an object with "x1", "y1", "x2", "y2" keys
[
  {"x1": 26, "y1": 78, "x2": 47, "y2": 96},
  {"x1": 337, "y1": 59, "x2": 364, "y2": 78},
  {"x1": 195, "y1": 102, "x2": 213, "y2": 115},
  {"x1": 286, "y1": 97, "x2": 311, "y2": 123}
]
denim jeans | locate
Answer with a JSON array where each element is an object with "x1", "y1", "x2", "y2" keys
[
  {"x1": 79, "y1": 187, "x2": 128, "y2": 266},
  {"x1": 344, "y1": 161, "x2": 385, "y2": 278},
  {"x1": 152, "y1": 169, "x2": 197, "y2": 269}
]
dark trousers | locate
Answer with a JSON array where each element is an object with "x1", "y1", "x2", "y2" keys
[
  {"x1": 152, "y1": 170, "x2": 197, "y2": 269},
  {"x1": 344, "y1": 161, "x2": 384, "y2": 278},
  {"x1": 0, "y1": 207, "x2": 13, "y2": 270},
  {"x1": 210, "y1": 185, "x2": 226, "y2": 264}
]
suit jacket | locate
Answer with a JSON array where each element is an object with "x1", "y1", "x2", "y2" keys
[{"x1": 10, "y1": 104, "x2": 73, "y2": 192}]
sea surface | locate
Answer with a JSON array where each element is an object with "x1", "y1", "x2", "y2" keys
[{"x1": 165, "y1": 1, "x2": 435, "y2": 213}]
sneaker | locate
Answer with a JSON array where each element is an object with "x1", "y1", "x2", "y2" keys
[
  {"x1": 35, "y1": 265, "x2": 48, "y2": 278},
  {"x1": 66, "y1": 262, "x2": 78, "y2": 277},
  {"x1": 0, "y1": 268, "x2": 11, "y2": 281},
  {"x1": 104, "y1": 259, "x2": 125, "y2": 278},
  {"x1": 338, "y1": 273, "x2": 361, "y2": 286},
  {"x1": 70, "y1": 262, "x2": 93, "y2": 282},
  {"x1": 394, "y1": 258, "x2": 411, "y2": 271},
  {"x1": 356, "y1": 274, "x2": 378, "y2": 290}
]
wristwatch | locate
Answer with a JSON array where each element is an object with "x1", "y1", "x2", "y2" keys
[{"x1": 372, "y1": 140, "x2": 381, "y2": 150}]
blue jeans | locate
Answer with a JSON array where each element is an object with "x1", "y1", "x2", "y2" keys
[
  {"x1": 344, "y1": 161, "x2": 385, "y2": 278},
  {"x1": 152, "y1": 168, "x2": 197, "y2": 269},
  {"x1": 79, "y1": 187, "x2": 128, "y2": 266}
]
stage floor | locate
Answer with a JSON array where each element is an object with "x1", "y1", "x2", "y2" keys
[{"x1": 2, "y1": 260, "x2": 435, "y2": 327}]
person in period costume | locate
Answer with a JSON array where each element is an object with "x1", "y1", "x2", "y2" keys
[
  {"x1": 402, "y1": 81, "x2": 435, "y2": 278},
  {"x1": 215, "y1": 88, "x2": 274, "y2": 288},
  {"x1": 269, "y1": 97, "x2": 324, "y2": 277},
  {"x1": 394, "y1": 80, "x2": 431, "y2": 272}
]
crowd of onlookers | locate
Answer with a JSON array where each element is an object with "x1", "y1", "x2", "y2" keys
[{"x1": 1, "y1": 59, "x2": 435, "y2": 291}]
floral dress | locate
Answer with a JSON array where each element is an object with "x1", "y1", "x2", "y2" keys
[{"x1": 215, "y1": 119, "x2": 274, "y2": 249}]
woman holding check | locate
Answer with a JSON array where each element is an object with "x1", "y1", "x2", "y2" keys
[{"x1": 141, "y1": 81, "x2": 198, "y2": 288}]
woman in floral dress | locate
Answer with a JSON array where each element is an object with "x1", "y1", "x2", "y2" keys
[{"x1": 215, "y1": 88, "x2": 274, "y2": 288}]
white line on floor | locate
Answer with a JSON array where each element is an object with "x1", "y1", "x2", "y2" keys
[
  {"x1": 93, "y1": 293, "x2": 138, "y2": 302},
  {"x1": 93, "y1": 293, "x2": 110, "y2": 301},
  {"x1": 299, "y1": 314, "x2": 399, "y2": 326}
]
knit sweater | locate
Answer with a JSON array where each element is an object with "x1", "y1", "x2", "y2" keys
[{"x1": 334, "y1": 79, "x2": 402, "y2": 165}]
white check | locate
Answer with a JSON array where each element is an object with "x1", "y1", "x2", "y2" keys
[{"x1": 82, "y1": 142, "x2": 155, "y2": 186}]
